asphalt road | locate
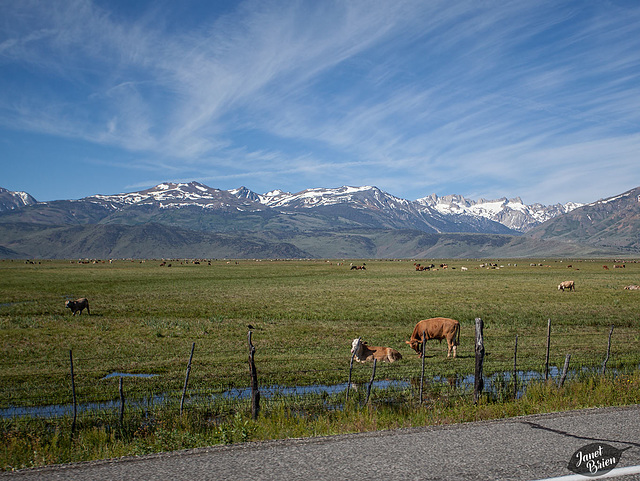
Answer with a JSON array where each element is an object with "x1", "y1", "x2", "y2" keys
[{"x1": 4, "y1": 405, "x2": 640, "y2": 481}]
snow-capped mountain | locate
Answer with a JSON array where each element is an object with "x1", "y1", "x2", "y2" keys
[
  {"x1": 231, "y1": 185, "x2": 419, "y2": 217},
  {"x1": 0, "y1": 187, "x2": 37, "y2": 212},
  {"x1": 416, "y1": 194, "x2": 582, "y2": 232},
  {"x1": 256, "y1": 185, "x2": 409, "y2": 209},
  {"x1": 87, "y1": 181, "x2": 266, "y2": 212}
]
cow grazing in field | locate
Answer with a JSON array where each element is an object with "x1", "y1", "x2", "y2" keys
[
  {"x1": 558, "y1": 280, "x2": 575, "y2": 292},
  {"x1": 603, "y1": 266, "x2": 609, "y2": 270},
  {"x1": 406, "y1": 317, "x2": 460, "y2": 358},
  {"x1": 351, "y1": 338, "x2": 402, "y2": 363},
  {"x1": 65, "y1": 298, "x2": 90, "y2": 315},
  {"x1": 624, "y1": 285, "x2": 640, "y2": 290}
]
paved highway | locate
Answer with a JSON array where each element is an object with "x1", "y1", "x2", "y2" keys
[{"x1": 4, "y1": 405, "x2": 640, "y2": 480}]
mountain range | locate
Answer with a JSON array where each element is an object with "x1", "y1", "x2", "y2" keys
[{"x1": 0, "y1": 182, "x2": 637, "y2": 259}]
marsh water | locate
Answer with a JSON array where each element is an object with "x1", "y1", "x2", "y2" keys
[{"x1": 0, "y1": 368, "x2": 574, "y2": 419}]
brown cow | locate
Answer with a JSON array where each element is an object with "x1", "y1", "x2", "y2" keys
[
  {"x1": 406, "y1": 317, "x2": 460, "y2": 358},
  {"x1": 351, "y1": 338, "x2": 402, "y2": 363},
  {"x1": 65, "y1": 297, "x2": 90, "y2": 315},
  {"x1": 558, "y1": 280, "x2": 575, "y2": 291}
]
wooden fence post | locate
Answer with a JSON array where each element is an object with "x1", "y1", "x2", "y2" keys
[
  {"x1": 474, "y1": 318, "x2": 485, "y2": 405},
  {"x1": 69, "y1": 350, "x2": 77, "y2": 436},
  {"x1": 559, "y1": 354, "x2": 571, "y2": 387},
  {"x1": 248, "y1": 330, "x2": 260, "y2": 420},
  {"x1": 419, "y1": 331, "x2": 426, "y2": 404},
  {"x1": 545, "y1": 318, "x2": 551, "y2": 380},
  {"x1": 513, "y1": 335, "x2": 518, "y2": 399},
  {"x1": 602, "y1": 325, "x2": 614, "y2": 375},
  {"x1": 180, "y1": 342, "x2": 196, "y2": 416},
  {"x1": 364, "y1": 359, "x2": 377, "y2": 405},
  {"x1": 346, "y1": 338, "x2": 359, "y2": 403},
  {"x1": 119, "y1": 377, "x2": 125, "y2": 428}
]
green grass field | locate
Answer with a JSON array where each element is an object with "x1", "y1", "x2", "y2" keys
[
  {"x1": 2, "y1": 257, "x2": 640, "y2": 470},
  {"x1": 1, "y1": 258, "x2": 639, "y2": 407}
]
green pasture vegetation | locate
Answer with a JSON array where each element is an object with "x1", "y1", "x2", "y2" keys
[
  {"x1": 1, "y1": 258, "x2": 639, "y2": 470},
  {"x1": 3, "y1": 371, "x2": 640, "y2": 471}
]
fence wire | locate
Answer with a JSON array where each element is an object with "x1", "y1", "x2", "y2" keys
[{"x1": 1, "y1": 326, "x2": 637, "y2": 423}]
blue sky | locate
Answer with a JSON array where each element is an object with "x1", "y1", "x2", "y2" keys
[{"x1": 1, "y1": 0, "x2": 639, "y2": 205}]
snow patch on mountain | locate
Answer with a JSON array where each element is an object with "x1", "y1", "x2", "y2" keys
[
  {"x1": 256, "y1": 186, "x2": 394, "y2": 209},
  {"x1": 590, "y1": 191, "x2": 632, "y2": 205}
]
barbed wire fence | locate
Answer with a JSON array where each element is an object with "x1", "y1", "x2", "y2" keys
[{"x1": 0, "y1": 321, "x2": 636, "y2": 428}]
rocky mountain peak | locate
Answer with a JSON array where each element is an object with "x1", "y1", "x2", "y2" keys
[{"x1": 0, "y1": 187, "x2": 38, "y2": 212}]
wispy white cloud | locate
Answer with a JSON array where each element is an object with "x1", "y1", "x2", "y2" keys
[{"x1": 1, "y1": 0, "x2": 639, "y2": 203}]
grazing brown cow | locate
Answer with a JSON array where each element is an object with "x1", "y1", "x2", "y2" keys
[
  {"x1": 351, "y1": 338, "x2": 402, "y2": 363},
  {"x1": 558, "y1": 280, "x2": 575, "y2": 292},
  {"x1": 65, "y1": 297, "x2": 90, "y2": 315},
  {"x1": 406, "y1": 317, "x2": 460, "y2": 358}
]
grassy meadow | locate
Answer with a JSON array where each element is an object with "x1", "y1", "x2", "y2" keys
[{"x1": 1, "y1": 257, "x2": 640, "y2": 469}]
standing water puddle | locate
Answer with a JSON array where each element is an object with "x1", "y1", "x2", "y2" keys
[
  {"x1": 220, "y1": 379, "x2": 409, "y2": 400},
  {"x1": 1, "y1": 366, "x2": 601, "y2": 419},
  {"x1": 102, "y1": 372, "x2": 159, "y2": 380}
]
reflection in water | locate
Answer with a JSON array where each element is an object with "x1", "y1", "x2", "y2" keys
[{"x1": 0, "y1": 380, "x2": 409, "y2": 419}]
